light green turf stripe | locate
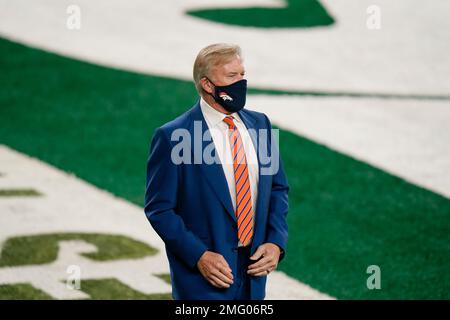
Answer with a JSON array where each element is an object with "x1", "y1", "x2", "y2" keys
[
  {"x1": 0, "y1": 38, "x2": 449, "y2": 299},
  {"x1": 0, "y1": 283, "x2": 53, "y2": 300},
  {"x1": 0, "y1": 188, "x2": 42, "y2": 197},
  {"x1": 0, "y1": 278, "x2": 173, "y2": 300},
  {"x1": 79, "y1": 278, "x2": 172, "y2": 300}
]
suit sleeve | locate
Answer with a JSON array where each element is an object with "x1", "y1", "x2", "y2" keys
[
  {"x1": 263, "y1": 114, "x2": 290, "y2": 263},
  {"x1": 144, "y1": 127, "x2": 208, "y2": 270}
]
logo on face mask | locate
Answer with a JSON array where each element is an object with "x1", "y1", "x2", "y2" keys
[
  {"x1": 206, "y1": 78, "x2": 247, "y2": 113},
  {"x1": 219, "y1": 92, "x2": 233, "y2": 102}
]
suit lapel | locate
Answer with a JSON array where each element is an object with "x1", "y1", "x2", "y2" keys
[
  {"x1": 189, "y1": 101, "x2": 236, "y2": 223},
  {"x1": 188, "y1": 101, "x2": 269, "y2": 230}
]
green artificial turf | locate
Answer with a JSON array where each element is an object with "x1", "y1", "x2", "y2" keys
[
  {"x1": 0, "y1": 38, "x2": 449, "y2": 299},
  {"x1": 0, "y1": 283, "x2": 54, "y2": 300},
  {"x1": 155, "y1": 273, "x2": 172, "y2": 285},
  {"x1": 276, "y1": 130, "x2": 450, "y2": 299},
  {"x1": 187, "y1": 0, "x2": 334, "y2": 28}
]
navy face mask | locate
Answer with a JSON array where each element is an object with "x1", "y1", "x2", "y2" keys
[{"x1": 206, "y1": 78, "x2": 247, "y2": 113}]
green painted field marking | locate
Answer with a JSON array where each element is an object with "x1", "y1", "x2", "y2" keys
[
  {"x1": 186, "y1": 0, "x2": 334, "y2": 28},
  {"x1": 0, "y1": 188, "x2": 42, "y2": 197}
]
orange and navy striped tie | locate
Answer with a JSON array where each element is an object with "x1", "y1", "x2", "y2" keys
[{"x1": 223, "y1": 116, "x2": 253, "y2": 246}]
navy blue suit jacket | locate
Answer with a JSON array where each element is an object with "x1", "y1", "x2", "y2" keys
[{"x1": 144, "y1": 100, "x2": 289, "y2": 300}]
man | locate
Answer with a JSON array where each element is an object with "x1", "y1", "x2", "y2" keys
[{"x1": 144, "y1": 43, "x2": 289, "y2": 300}]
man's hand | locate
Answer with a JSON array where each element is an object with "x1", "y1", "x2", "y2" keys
[
  {"x1": 247, "y1": 243, "x2": 281, "y2": 276},
  {"x1": 197, "y1": 251, "x2": 234, "y2": 288}
]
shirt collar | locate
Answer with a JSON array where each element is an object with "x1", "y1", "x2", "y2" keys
[{"x1": 200, "y1": 97, "x2": 241, "y2": 127}]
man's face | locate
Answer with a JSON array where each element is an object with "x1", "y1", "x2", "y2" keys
[{"x1": 203, "y1": 55, "x2": 246, "y2": 92}]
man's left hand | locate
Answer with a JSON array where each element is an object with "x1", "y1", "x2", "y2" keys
[{"x1": 247, "y1": 243, "x2": 281, "y2": 276}]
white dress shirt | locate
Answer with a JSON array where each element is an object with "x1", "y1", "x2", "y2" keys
[{"x1": 200, "y1": 97, "x2": 259, "y2": 246}]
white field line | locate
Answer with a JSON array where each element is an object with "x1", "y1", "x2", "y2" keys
[
  {"x1": 247, "y1": 94, "x2": 450, "y2": 199},
  {"x1": 0, "y1": 145, "x2": 334, "y2": 300},
  {"x1": 0, "y1": 0, "x2": 449, "y2": 95}
]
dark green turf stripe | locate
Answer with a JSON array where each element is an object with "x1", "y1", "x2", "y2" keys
[{"x1": 0, "y1": 38, "x2": 449, "y2": 299}]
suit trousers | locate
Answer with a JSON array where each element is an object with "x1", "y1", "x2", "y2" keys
[{"x1": 233, "y1": 245, "x2": 252, "y2": 300}]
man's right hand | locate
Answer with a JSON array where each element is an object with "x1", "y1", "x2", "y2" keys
[{"x1": 196, "y1": 251, "x2": 234, "y2": 288}]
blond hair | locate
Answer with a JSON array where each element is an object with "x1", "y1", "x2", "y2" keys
[{"x1": 193, "y1": 43, "x2": 242, "y2": 94}]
